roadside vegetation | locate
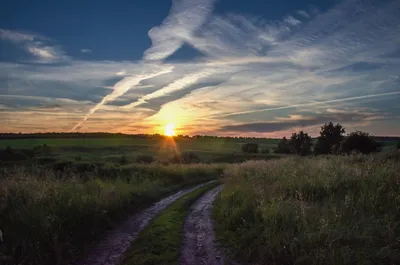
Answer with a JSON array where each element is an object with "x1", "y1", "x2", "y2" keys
[
  {"x1": 213, "y1": 151, "x2": 400, "y2": 265},
  {"x1": 0, "y1": 164, "x2": 223, "y2": 265},
  {"x1": 122, "y1": 182, "x2": 219, "y2": 265}
]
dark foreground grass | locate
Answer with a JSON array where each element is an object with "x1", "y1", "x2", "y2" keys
[
  {"x1": 0, "y1": 164, "x2": 223, "y2": 265},
  {"x1": 122, "y1": 181, "x2": 219, "y2": 265},
  {"x1": 213, "y1": 151, "x2": 400, "y2": 265}
]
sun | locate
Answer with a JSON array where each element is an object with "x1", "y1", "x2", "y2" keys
[{"x1": 164, "y1": 123, "x2": 176, "y2": 137}]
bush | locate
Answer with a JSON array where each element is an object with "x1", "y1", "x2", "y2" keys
[
  {"x1": 181, "y1": 151, "x2": 200, "y2": 163},
  {"x1": 274, "y1": 137, "x2": 292, "y2": 154},
  {"x1": 241, "y1": 143, "x2": 259, "y2": 153},
  {"x1": 164, "y1": 151, "x2": 201, "y2": 164},
  {"x1": 0, "y1": 147, "x2": 28, "y2": 162},
  {"x1": 314, "y1": 122, "x2": 345, "y2": 155},
  {"x1": 340, "y1": 131, "x2": 382, "y2": 154},
  {"x1": 290, "y1": 131, "x2": 312, "y2": 156},
  {"x1": 118, "y1": 155, "x2": 129, "y2": 164},
  {"x1": 135, "y1": 155, "x2": 154, "y2": 164}
]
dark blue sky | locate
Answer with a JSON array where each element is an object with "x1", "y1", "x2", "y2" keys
[{"x1": 1, "y1": 0, "x2": 399, "y2": 135}]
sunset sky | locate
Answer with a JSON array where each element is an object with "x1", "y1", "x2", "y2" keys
[{"x1": 1, "y1": 0, "x2": 400, "y2": 137}]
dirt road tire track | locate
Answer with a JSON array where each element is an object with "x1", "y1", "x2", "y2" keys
[
  {"x1": 180, "y1": 185, "x2": 225, "y2": 265},
  {"x1": 78, "y1": 181, "x2": 215, "y2": 265}
]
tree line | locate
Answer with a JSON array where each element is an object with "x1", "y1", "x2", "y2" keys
[{"x1": 243, "y1": 122, "x2": 397, "y2": 156}]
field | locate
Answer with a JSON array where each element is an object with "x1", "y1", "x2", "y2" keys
[
  {"x1": 1, "y1": 133, "x2": 399, "y2": 265},
  {"x1": 0, "y1": 134, "x2": 280, "y2": 165},
  {"x1": 213, "y1": 152, "x2": 400, "y2": 265},
  {"x1": 0, "y1": 164, "x2": 223, "y2": 265}
]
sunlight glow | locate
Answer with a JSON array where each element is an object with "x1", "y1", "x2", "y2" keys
[{"x1": 164, "y1": 123, "x2": 176, "y2": 136}]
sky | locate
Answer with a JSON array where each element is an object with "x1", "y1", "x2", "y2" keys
[{"x1": 1, "y1": 0, "x2": 400, "y2": 137}]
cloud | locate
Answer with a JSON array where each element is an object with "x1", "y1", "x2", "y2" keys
[
  {"x1": 284, "y1": 16, "x2": 301, "y2": 26},
  {"x1": 2, "y1": 0, "x2": 400, "y2": 136},
  {"x1": 0, "y1": 28, "x2": 67, "y2": 63},
  {"x1": 0, "y1": 29, "x2": 38, "y2": 42},
  {"x1": 121, "y1": 69, "x2": 215, "y2": 109},
  {"x1": 71, "y1": 65, "x2": 173, "y2": 130},
  {"x1": 217, "y1": 92, "x2": 400, "y2": 118},
  {"x1": 143, "y1": 0, "x2": 217, "y2": 61},
  {"x1": 80, "y1": 48, "x2": 92, "y2": 53},
  {"x1": 296, "y1": 10, "x2": 310, "y2": 18},
  {"x1": 218, "y1": 111, "x2": 386, "y2": 133}
]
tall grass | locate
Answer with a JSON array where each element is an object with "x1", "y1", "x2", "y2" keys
[
  {"x1": 0, "y1": 163, "x2": 224, "y2": 265},
  {"x1": 213, "y1": 152, "x2": 400, "y2": 265}
]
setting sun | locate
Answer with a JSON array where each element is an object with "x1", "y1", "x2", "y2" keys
[{"x1": 164, "y1": 123, "x2": 176, "y2": 137}]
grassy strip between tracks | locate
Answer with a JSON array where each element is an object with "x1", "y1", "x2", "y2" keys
[{"x1": 121, "y1": 181, "x2": 219, "y2": 265}]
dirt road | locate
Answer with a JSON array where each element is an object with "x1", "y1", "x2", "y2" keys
[
  {"x1": 180, "y1": 186, "x2": 225, "y2": 265},
  {"x1": 78, "y1": 181, "x2": 214, "y2": 265}
]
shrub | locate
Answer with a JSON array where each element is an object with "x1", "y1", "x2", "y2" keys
[
  {"x1": 181, "y1": 151, "x2": 200, "y2": 163},
  {"x1": 241, "y1": 143, "x2": 259, "y2": 153},
  {"x1": 118, "y1": 155, "x2": 129, "y2": 164},
  {"x1": 164, "y1": 152, "x2": 201, "y2": 164},
  {"x1": 340, "y1": 131, "x2": 382, "y2": 154},
  {"x1": 135, "y1": 155, "x2": 154, "y2": 164},
  {"x1": 0, "y1": 147, "x2": 28, "y2": 162},
  {"x1": 314, "y1": 122, "x2": 345, "y2": 155},
  {"x1": 289, "y1": 131, "x2": 312, "y2": 156},
  {"x1": 274, "y1": 137, "x2": 292, "y2": 154}
]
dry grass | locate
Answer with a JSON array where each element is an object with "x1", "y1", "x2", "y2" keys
[
  {"x1": 213, "y1": 152, "x2": 400, "y2": 265},
  {"x1": 0, "y1": 163, "x2": 224, "y2": 265}
]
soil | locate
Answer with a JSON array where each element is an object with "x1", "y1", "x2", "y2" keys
[
  {"x1": 180, "y1": 186, "x2": 226, "y2": 265},
  {"x1": 78, "y1": 181, "x2": 214, "y2": 265}
]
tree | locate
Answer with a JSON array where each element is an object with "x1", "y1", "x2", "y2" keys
[
  {"x1": 290, "y1": 131, "x2": 313, "y2": 156},
  {"x1": 242, "y1": 143, "x2": 259, "y2": 153},
  {"x1": 314, "y1": 122, "x2": 345, "y2": 155},
  {"x1": 340, "y1": 131, "x2": 382, "y2": 154},
  {"x1": 274, "y1": 137, "x2": 292, "y2": 154}
]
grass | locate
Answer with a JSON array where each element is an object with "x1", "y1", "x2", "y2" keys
[
  {"x1": 0, "y1": 135, "x2": 280, "y2": 164},
  {"x1": 213, "y1": 151, "x2": 400, "y2": 265},
  {"x1": 122, "y1": 181, "x2": 219, "y2": 265},
  {"x1": 0, "y1": 164, "x2": 223, "y2": 265}
]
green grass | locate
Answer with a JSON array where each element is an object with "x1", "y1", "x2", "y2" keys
[
  {"x1": 0, "y1": 136, "x2": 280, "y2": 165},
  {"x1": 213, "y1": 151, "x2": 400, "y2": 265},
  {"x1": 122, "y1": 181, "x2": 219, "y2": 265},
  {"x1": 0, "y1": 164, "x2": 223, "y2": 265}
]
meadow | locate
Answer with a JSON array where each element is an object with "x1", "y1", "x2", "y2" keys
[
  {"x1": 0, "y1": 134, "x2": 280, "y2": 166},
  {"x1": 0, "y1": 163, "x2": 223, "y2": 265},
  {"x1": 1, "y1": 133, "x2": 399, "y2": 265},
  {"x1": 213, "y1": 152, "x2": 400, "y2": 265}
]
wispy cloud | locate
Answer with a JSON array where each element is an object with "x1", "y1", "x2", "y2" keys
[
  {"x1": 284, "y1": 16, "x2": 302, "y2": 26},
  {"x1": 80, "y1": 48, "x2": 92, "y2": 53},
  {"x1": 2, "y1": 0, "x2": 400, "y2": 135},
  {"x1": 143, "y1": 0, "x2": 217, "y2": 61},
  {"x1": 0, "y1": 28, "x2": 67, "y2": 63},
  {"x1": 296, "y1": 10, "x2": 310, "y2": 18},
  {"x1": 71, "y1": 66, "x2": 173, "y2": 130}
]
